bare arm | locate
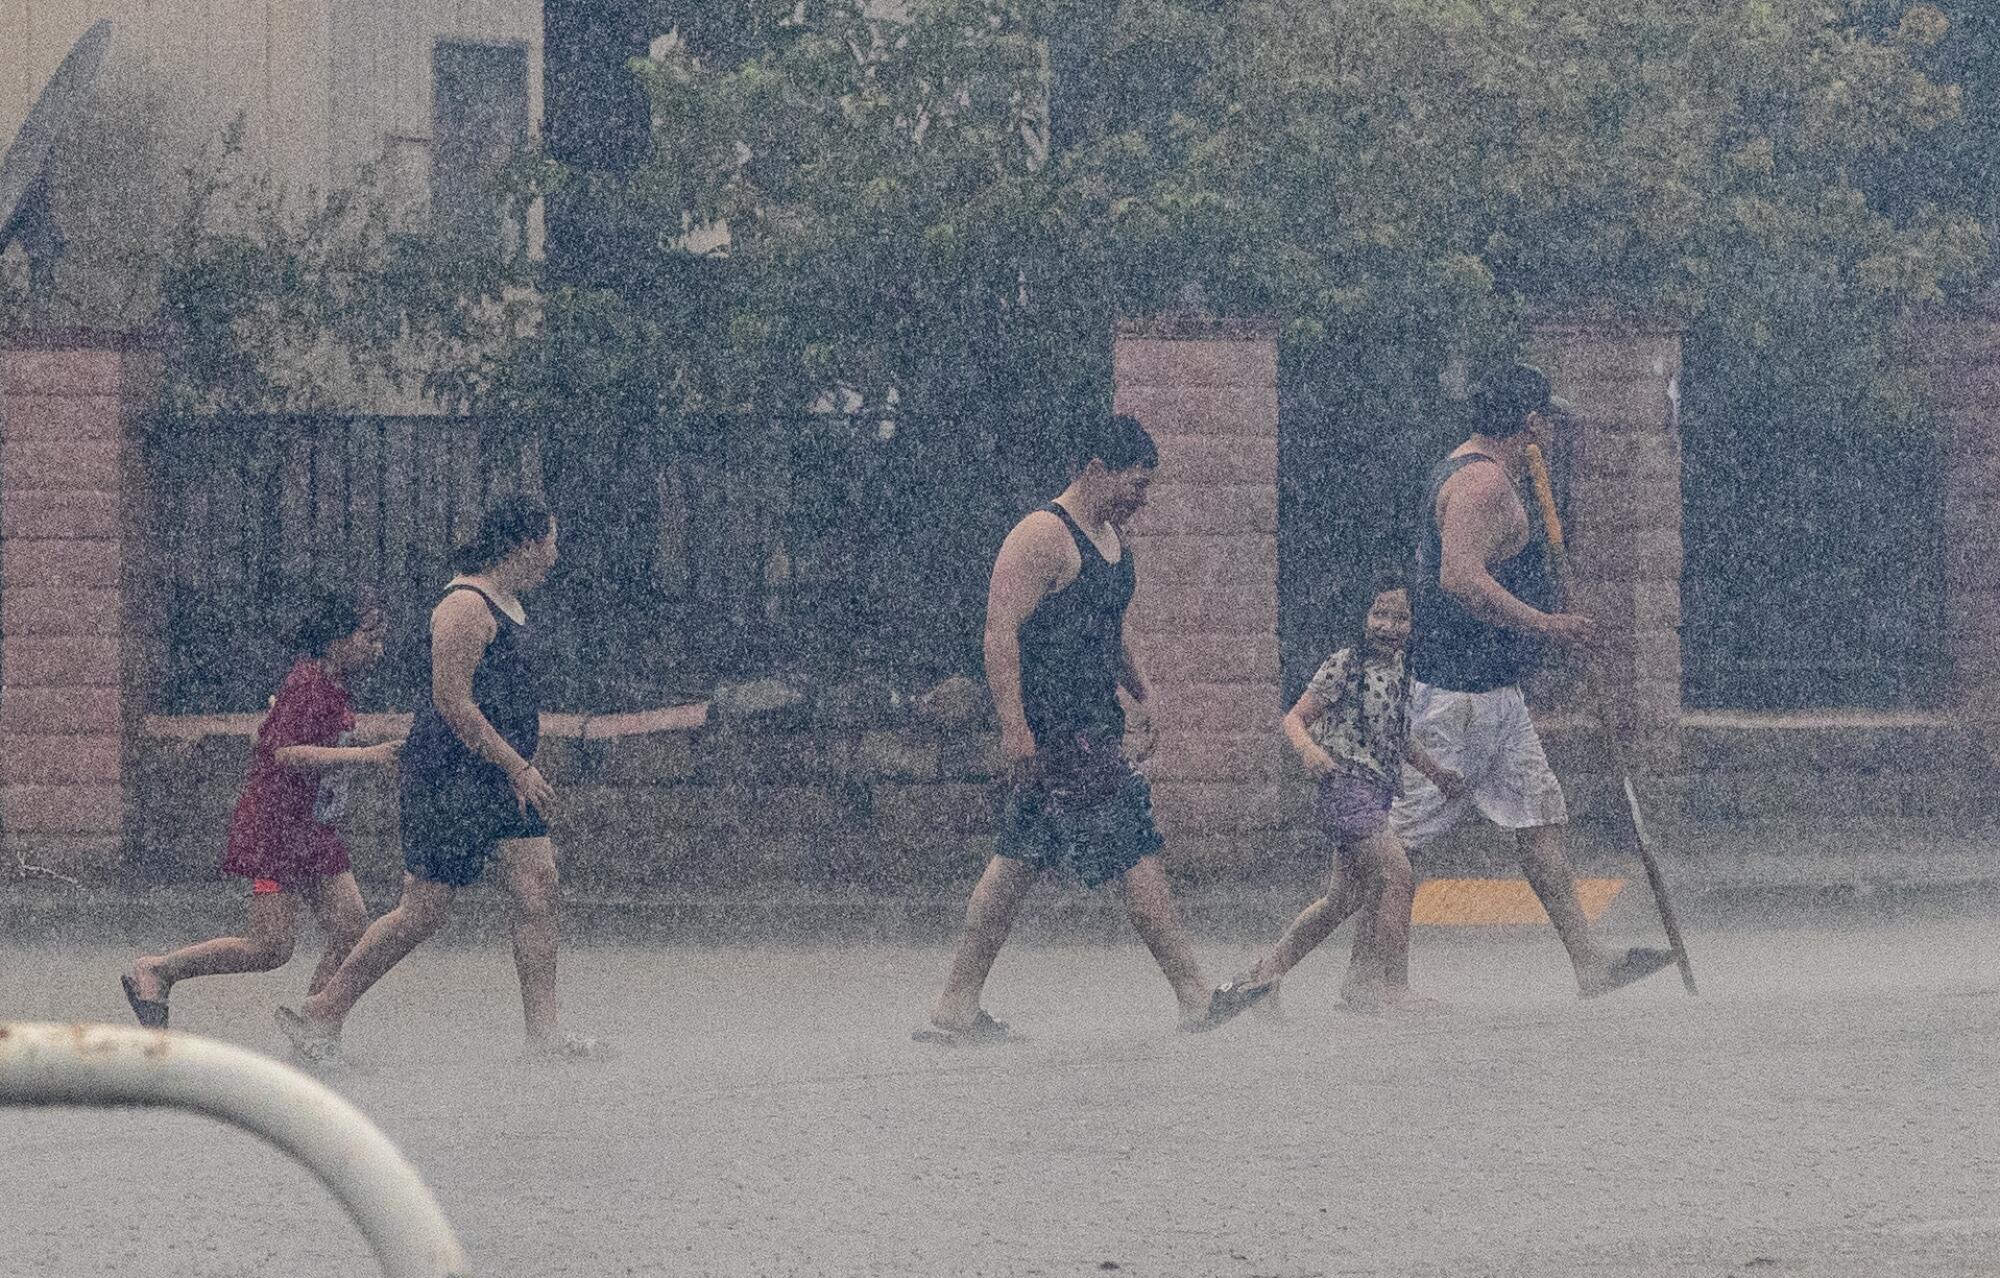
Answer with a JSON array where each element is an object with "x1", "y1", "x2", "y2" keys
[
  {"x1": 429, "y1": 592, "x2": 531, "y2": 778},
  {"x1": 1436, "y1": 467, "x2": 1565, "y2": 638},
  {"x1": 273, "y1": 741, "x2": 401, "y2": 774},
  {"x1": 1282, "y1": 689, "x2": 1341, "y2": 777},
  {"x1": 984, "y1": 514, "x2": 1069, "y2": 761},
  {"x1": 1118, "y1": 628, "x2": 1149, "y2": 703}
]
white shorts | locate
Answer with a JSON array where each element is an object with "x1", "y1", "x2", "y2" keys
[{"x1": 1390, "y1": 681, "x2": 1567, "y2": 850}]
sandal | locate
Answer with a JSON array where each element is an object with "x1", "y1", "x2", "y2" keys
[
  {"x1": 1182, "y1": 978, "x2": 1276, "y2": 1034},
  {"x1": 120, "y1": 975, "x2": 170, "y2": 1030},
  {"x1": 273, "y1": 1005, "x2": 341, "y2": 1065},
  {"x1": 528, "y1": 1033, "x2": 612, "y2": 1061},
  {"x1": 912, "y1": 1009, "x2": 1021, "y2": 1047},
  {"x1": 1579, "y1": 947, "x2": 1677, "y2": 999}
]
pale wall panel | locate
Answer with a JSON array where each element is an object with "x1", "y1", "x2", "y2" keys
[{"x1": 327, "y1": 0, "x2": 541, "y2": 187}]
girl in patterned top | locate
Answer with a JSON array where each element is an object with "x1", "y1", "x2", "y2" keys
[{"x1": 1244, "y1": 573, "x2": 1463, "y2": 1011}]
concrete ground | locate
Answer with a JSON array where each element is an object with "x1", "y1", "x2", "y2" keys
[{"x1": 4, "y1": 900, "x2": 1999, "y2": 1277}]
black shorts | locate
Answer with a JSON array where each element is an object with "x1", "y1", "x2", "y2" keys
[
  {"x1": 995, "y1": 756, "x2": 1163, "y2": 889},
  {"x1": 400, "y1": 772, "x2": 547, "y2": 888}
]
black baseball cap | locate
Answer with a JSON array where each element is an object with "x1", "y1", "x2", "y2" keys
[{"x1": 1470, "y1": 362, "x2": 1574, "y2": 435}]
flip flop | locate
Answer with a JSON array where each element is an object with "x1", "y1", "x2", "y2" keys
[
  {"x1": 273, "y1": 1005, "x2": 341, "y2": 1065},
  {"x1": 528, "y1": 1034, "x2": 613, "y2": 1062},
  {"x1": 912, "y1": 1009, "x2": 1021, "y2": 1047},
  {"x1": 1182, "y1": 977, "x2": 1276, "y2": 1034},
  {"x1": 120, "y1": 975, "x2": 169, "y2": 1030},
  {"x1": 1579, "y1": 947, "x2": 1678, "y2": 999}
]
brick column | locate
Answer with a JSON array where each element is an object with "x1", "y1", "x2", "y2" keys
[
  {"x1": 1910, "y1": 311, "x2": 2000, "y2": 740},
  {"x1": 1529, "y1": 314, "x2": 1686, "y2": 762},
  {"x1": 1113, "y1": 319, "x2": 1283, "y2": 879},
  {"x1": 0, "y1": 340, "x2": 161, "y2": 882}
]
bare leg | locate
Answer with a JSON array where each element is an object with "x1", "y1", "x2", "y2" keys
[
  {"x1": 299, "y1": 873, "x2": 454, "y2": 1029},
  {"x1": 1342, "y1": 872, "x2": 1388, "y2": 1006},
  {"x1": 931, "y1": 856, "x2": 1038, "y2": 1030},
  {"x1": 1256, "y1": 868, "x2": 1366, "y2": 984},
  {"x1": 1118, "y1": 855, "x2": 1212, "y2": 1021},
  {"x1": 132, "y1": 892, "x2": 299, "y2": 999},
  {"x1": 498, "y1": 838, "x2": 561, "y2": 1046},
  {"x1": 1343, "y1": 831, "x2": 1416, "y2": 1006},
  {"x1": 299, "y1": 873, "x2": 371, "y2": 997},
  {"x1": 1515, "y1": 823, "x2": 1614, "y2": 983}
]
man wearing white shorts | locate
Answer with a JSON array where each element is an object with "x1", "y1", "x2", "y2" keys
[{"x1": 1395, "y1": 363, "x2": 1674, "y2": 997}]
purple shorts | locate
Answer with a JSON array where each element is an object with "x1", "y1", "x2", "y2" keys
[{"x1": 1316, "y1": 774, "x2": 1394, "y2": 843}]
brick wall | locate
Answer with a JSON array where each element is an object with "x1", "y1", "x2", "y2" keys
[
  {"x1": 0, "y1": 342, "x2": 161, "y2": 879},
  {"x1": 1529, "y1": 314, "x2": 1686, "y2": 754},
  {"x1": 1114, "y1": 319, "x2": 1285, "y2": 880}
]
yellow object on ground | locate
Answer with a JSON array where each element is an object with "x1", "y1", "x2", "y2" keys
[{"x1": 1412, "y1": 878, "x2": 1626, "y2": 926}]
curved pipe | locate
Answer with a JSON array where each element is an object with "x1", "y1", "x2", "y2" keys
[{"x1": 0, "y1": 1022, "x2": 469, "y2": 1278}]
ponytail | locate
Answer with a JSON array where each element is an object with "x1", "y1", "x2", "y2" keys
[{"x1": 454, "y1": 496, "x2": 553, "y2": 575}]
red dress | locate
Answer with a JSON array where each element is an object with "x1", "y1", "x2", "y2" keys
[{"x1": 217, "y1": 659, "x2": 356, "y2": 887}]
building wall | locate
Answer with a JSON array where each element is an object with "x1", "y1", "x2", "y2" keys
[
  {"x1": 329, "y1": 0, "x2": 543, "y2": 226},
  {"x1": 2, "y1": 0, "x2": 333, "y2": 194},
  {"x1": 0, "y1": 1, "x2": 541, "y2": 327}
]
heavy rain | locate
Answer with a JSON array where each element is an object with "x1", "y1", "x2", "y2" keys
[{"x1": 3, "y1": 4, "x2": 2000, "y2": 1277}]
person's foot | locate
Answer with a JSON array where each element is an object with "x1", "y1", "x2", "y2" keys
[
  {"x1": 1381, "y1": 988, "x2": 1444, "y2": 1012},
  {"x1": 1181, "y1": 978, "x2": 1276, "y2": 1033},
  {"x1": 1341, "y1": 966, "x2": 1389, "y2": 1014},
  {"x1": 913, "y1": 1009, "x2": 1020, "y2": 1047},
  {"x1": 527, "y1": 1033, "x2": 612, "y2": 1061},
  {"x1": 128, "y1": 959, "x2": 170, "y2": 1003},
  {"x1": 120, "y1": 972, "x2": 170, "y2": 1030},
  {"x1": 274, "y1": 1005, "x2": 341, "y2": 1065},
  {"x1": 1577, "y1": 947, "x2": 1677, "y2": 999}
]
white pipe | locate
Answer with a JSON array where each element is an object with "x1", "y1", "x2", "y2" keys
[{"x1": 0, "y1": 1022, "x2": 469, "y2": 1278}]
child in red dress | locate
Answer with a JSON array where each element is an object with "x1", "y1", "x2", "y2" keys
[{"x1": 121, "y1": 594, "x2": 402, "y2": 1029}]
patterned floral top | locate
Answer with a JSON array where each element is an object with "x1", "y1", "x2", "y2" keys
[{"x1": 1303, "y1": 646, "x2": 1413, "y2": 791}]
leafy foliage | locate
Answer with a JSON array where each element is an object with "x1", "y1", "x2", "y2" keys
[{"x1": 94, "y1": 1, "x2": 2000, "y2": 704}]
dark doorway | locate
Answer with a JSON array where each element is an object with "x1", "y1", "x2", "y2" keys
[
  {"x1": 1278, "y1": 346, "x2": 1455, "y2": 699},
  {"x1": 1680, "y1": 330, "x2": 1948, "y2": 711}
]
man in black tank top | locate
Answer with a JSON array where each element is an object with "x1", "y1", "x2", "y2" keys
[
  {"x1": 919, "y1": 415, "x2": 1269, "y2": 1044},
  {"x1": 1393, "y1": 363, "x2": 1674, "y2": 998}
]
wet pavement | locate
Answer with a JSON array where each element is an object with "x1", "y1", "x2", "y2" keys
[{"x1": 4, "y1": 910, "x2": 1998, "y2": 1277}]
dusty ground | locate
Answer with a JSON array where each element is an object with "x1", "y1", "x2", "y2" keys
[{"x1": 4, "y1": 905, "x2": 1999, "y2": 1277}]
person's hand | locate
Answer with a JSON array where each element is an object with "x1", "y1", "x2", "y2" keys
[
  {"x1": 1000, "y1": 725, "x2": 1039, "y2": 784},
  {"x1": 1539, "y1": 611, "x2": 1599, "y2": 647},
  {"x1": 366, "y1": 738, "x2": 405, "y2": 767},
  {"x1": 509, "y1": 761, "x2": 555, "y2": 818},
  {"x1": 1303, "y1": 749, "x2": 1342, "y2": 780},
  {"x1": 1122, "y1": 703, "x2": 1158, "y2": 764}
]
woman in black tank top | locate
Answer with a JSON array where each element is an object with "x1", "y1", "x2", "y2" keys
[{"x1": 280, "y1": 496, "x2": 603, "y2": 1059}]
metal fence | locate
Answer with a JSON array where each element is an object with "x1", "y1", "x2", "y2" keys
[{"x1": 143, "y1": 411, "x2": 1006, "y2": 714}]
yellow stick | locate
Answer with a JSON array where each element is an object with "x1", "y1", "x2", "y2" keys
[{"x1": 1524, "y1": 444, "x2": 1698, "y2": 996}]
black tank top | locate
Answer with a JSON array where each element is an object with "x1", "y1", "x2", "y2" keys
[
  {"x1": 404, "y1": 582, "x2": 542, "y2": 776},
  {"x1": 1018, "y1": 503, "x2": 1135, "y2": 747},
  {"x1": 1410, "y1": 454, "x2": 1555, "y2": 692}
]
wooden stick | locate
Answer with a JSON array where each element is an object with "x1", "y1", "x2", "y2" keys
[{"x1": 1524, "y1": 444, "x2": 1698, "y2": 995}]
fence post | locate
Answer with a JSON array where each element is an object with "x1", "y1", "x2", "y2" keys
[
  {"x1": 1113, "y1": 317, "x2": 1284, "y2": 880},
  {"x1": 0, "y1": 337, "x2": 163, "y2": 884}
]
